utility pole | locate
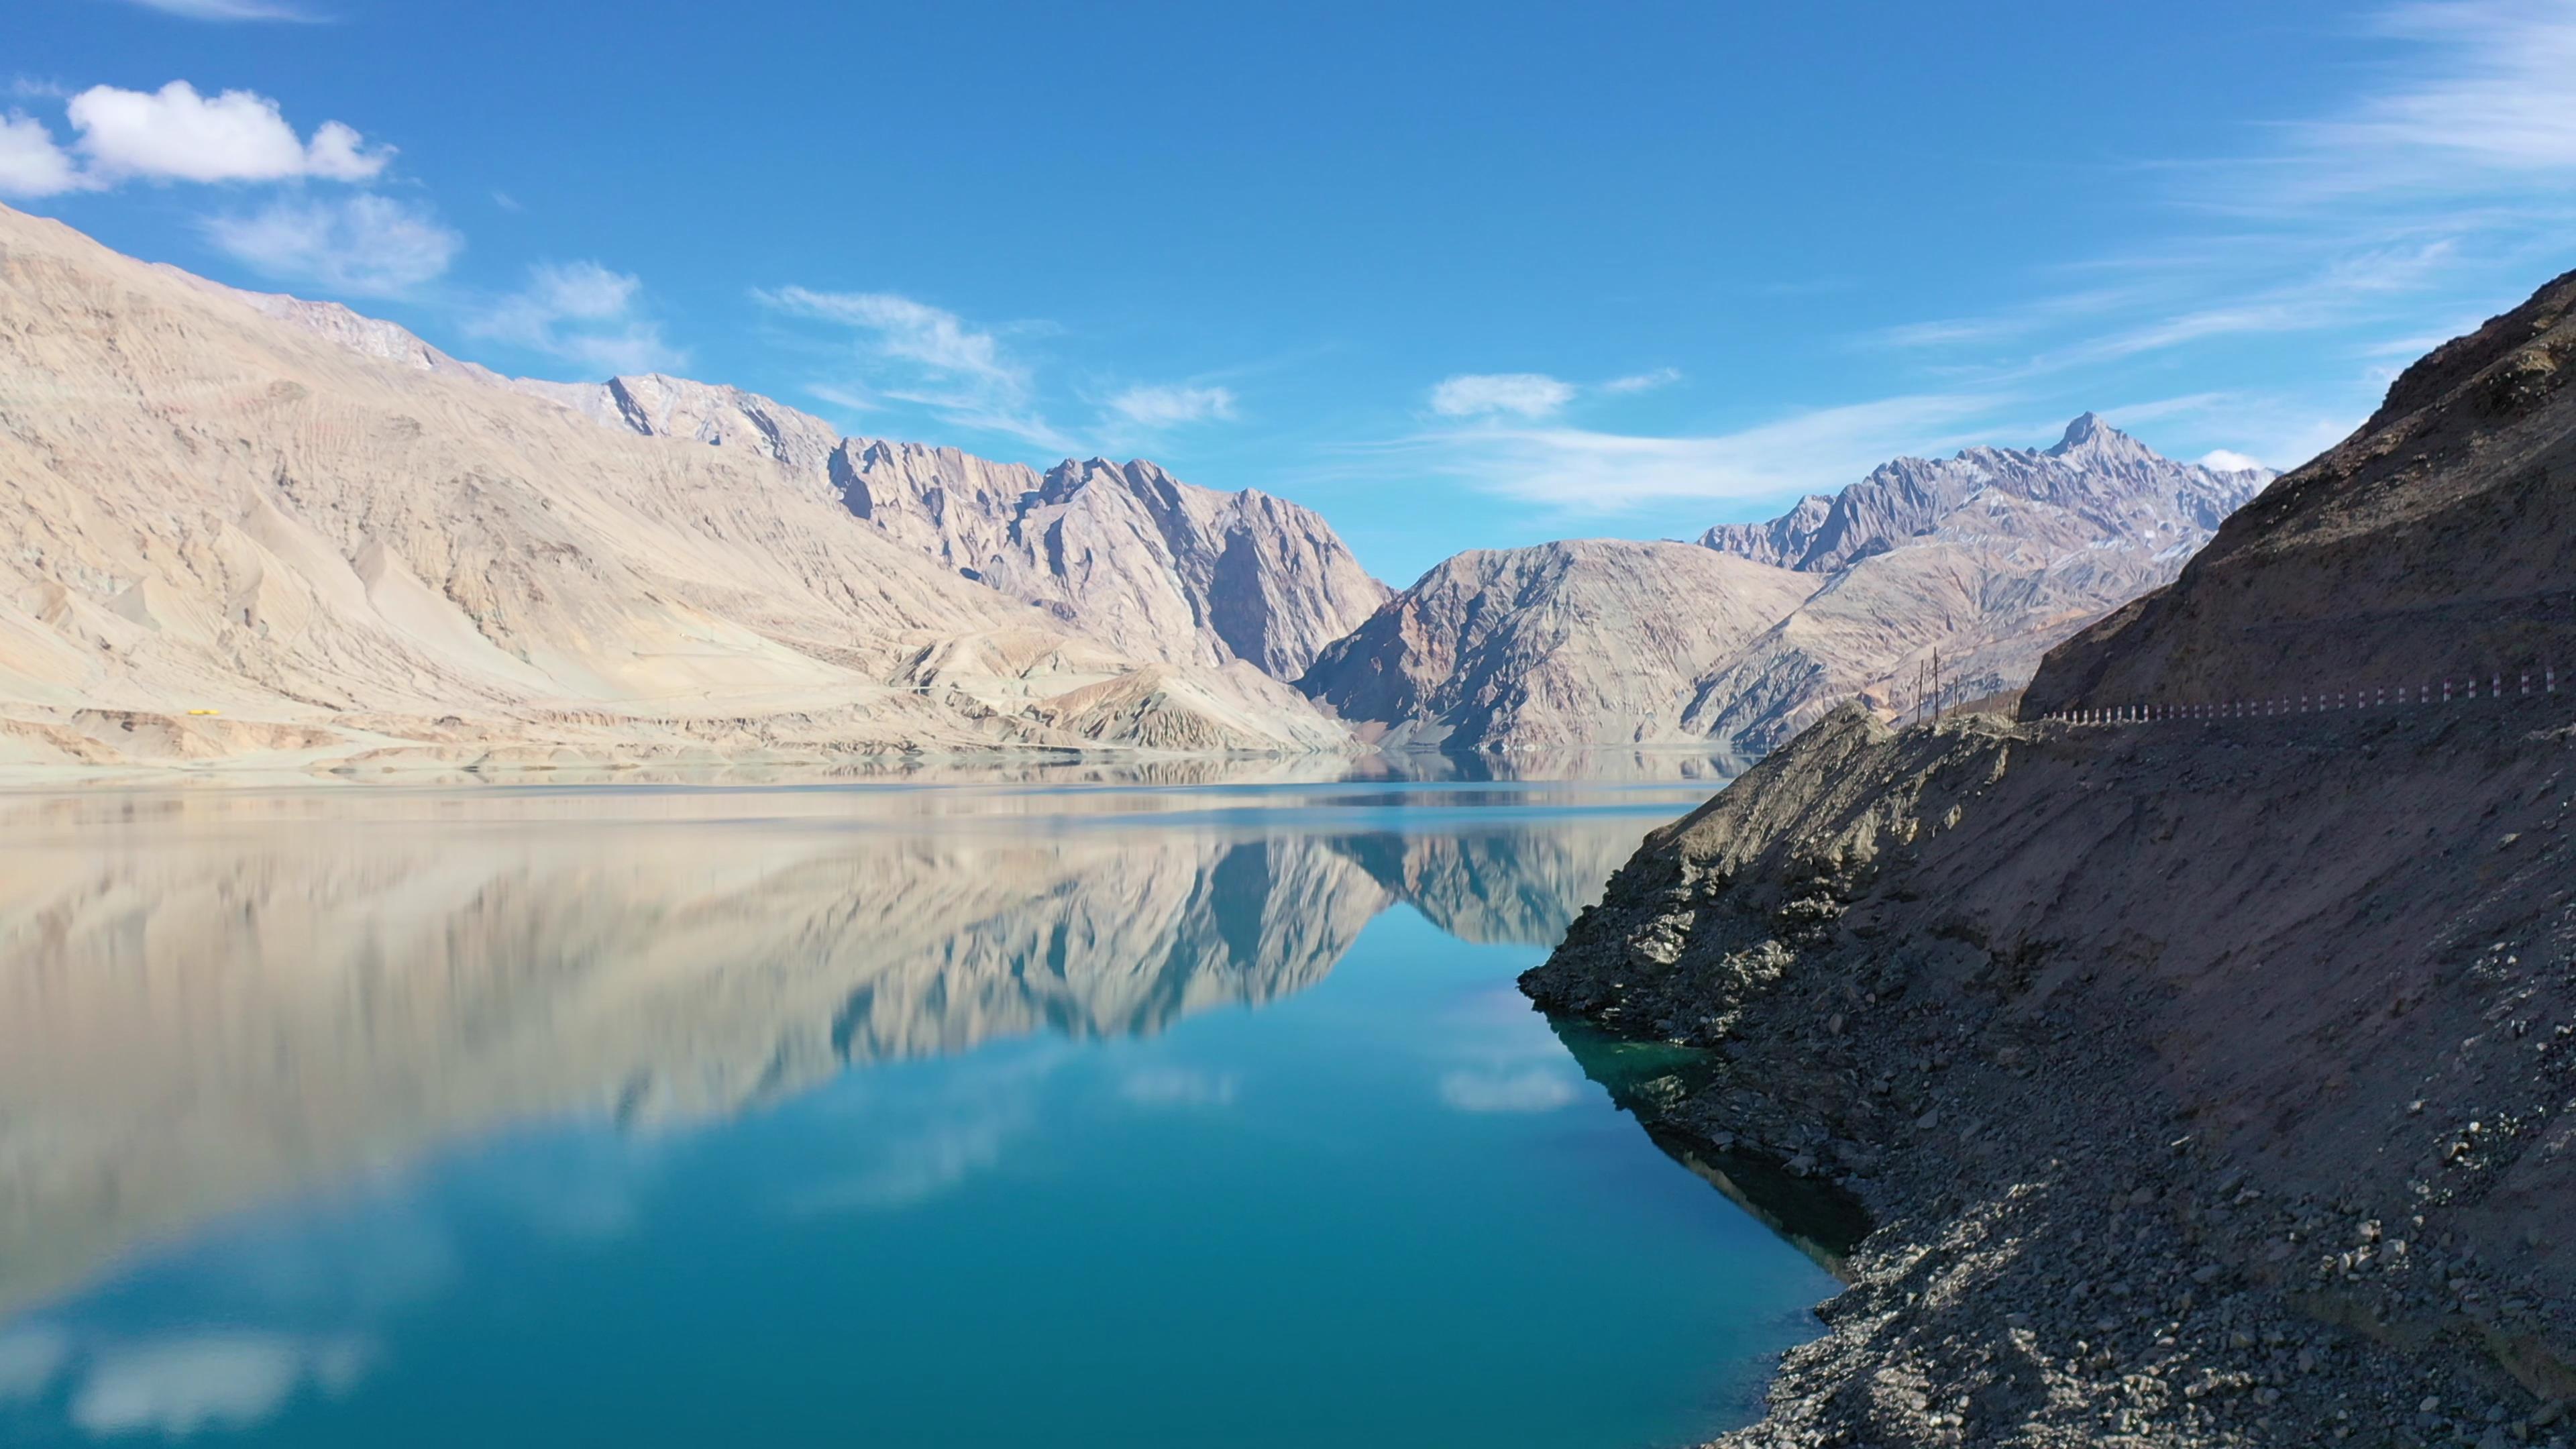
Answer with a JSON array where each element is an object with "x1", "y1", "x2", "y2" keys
[{"x1": 1929, "y1": 647, "x2": 1943, "y2": 723}]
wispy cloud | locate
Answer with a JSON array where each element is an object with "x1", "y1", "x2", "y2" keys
[
  {"x1": 1601, "y1": 366, "x2": 1683, "y2": 394},
  {"x1": 1836, "y1": 2, "x2": 2576, "y2": 487},
  {"x1": 1406, "y1": 391, "x2": 2005, "y2": 513},
  {"x1": 1438, "y1": 1067, "x2": 1578, "y2": 1113},
  {"x1": 759, "y1": 285, "x2": 1076, "y2": 452},
  {"x1": 1118, "y1": 1065, "x2": 1240, "y2": 1108},
  {"x1": 1427, "y1": 367, "x2": 1686, "y2": 423},
  {"x1": 2275, "y1": 1, "x2": 2576, "y2": 199},
  {"x1": 469, "y1": 261, "x2": 682, "y2": 374},
  {"x1": 1106, "y1": 383, "x2": 1237, "y2": 429},
  {"x1": 107, "y1": 0, "x2": 323, "y2": 18},
  {"x1": 203, "y1": 194, "x2": 460, "y2": 297},
  {"x1": 70, "y1": 1333, "x2": 370, "y2": 1438},
  {"x1": 1429, "y1": 372, "x2": 1576, "y2": 419}
]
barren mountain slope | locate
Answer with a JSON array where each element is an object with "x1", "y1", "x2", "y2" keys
[
  {"x1": 1523, "y1": 274, "x2": 2576, "y2": 1446},
  {"x1": 0, "y1": 204, "x2": 1347, "y2": 767},
  {"x1": 1303, "y1": 421, "x2": 2260, "y2": 756},
  {"x1": 835, "y1": 449, "x2": 1392, "y2": 680},
  {"x1": 1296, "y1": 540, "x2": 1821, "y2": 755},
  {"x1": 2025, "y1": 268, "x2": 2576, "y2": 716},
  {"x1": 1685, "y1": 416, "x2": 2268, "y2": 753},
  {"x1": 227, "y1": 305, "x2": 1395, "y2": 683}
]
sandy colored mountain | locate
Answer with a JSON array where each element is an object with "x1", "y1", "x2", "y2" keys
[
  {"x1": 1297, "y1": 539, "x2": 1824, "y2": 757},
  {"x1": 0, "y1": 204, "x2": 1353, "y2": 771},
  {"x1": 209, "y1": 288, "x2": 1389, "y2": 684},
  {"x1": 1300, "y1": 421, "x2": 2265, "y2": 755}
]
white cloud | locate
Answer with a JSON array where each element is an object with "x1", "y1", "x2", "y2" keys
[
  {"x1": 1601, "y1": 366, "x2": 1683, "y2": 394},
  {"x1": 1414, "y1": 391, "x2": 2003, "y2": 512},
  {"x1": 0, "y1": 111, "x2": 87, "y2": 197},
  {"x1": 203, "y1": 193, "x2": 461, "y2": 296},
  {"x1": 109, "y1": 0, "x2": 320, "y2": 17},
  {"x1": 1106, "y1": 383, "x2": 1238, "y2": 428},
  {"x1": 759, "y1": 285, "x2": 1074, "y2": 451},
  {"x1": 67, "y1": 82, "x2": 387, "y2": 184},
  {"x1": 763, "y1": 286, "x2": 1018, "y2": 386},
  {"x1": 469, "y1": 261, "x2": 683, "y2": 374},
  {"x1": 1118, "y1": 1065, "x2": 1240, "y2": 1108},
  {"x1": 69, "y1": 1334, "x2": 368, "y2": 1438},
  {"x1": 0, "y1": 1326, "x2": 71, "y2": 1405},
  {"x1": 2288, "y1": 1, "x2": 2576, "y2": 195},
  {"x1": 2198, "y1": 448, "x2": 2267, "y2": 473},
  {"x1": 1438, "y1": 1067, "x2": 1579, "y2": 1113},
  {"x1": 1428, "y1": 372, "x2": 1576, "y2": 419}
]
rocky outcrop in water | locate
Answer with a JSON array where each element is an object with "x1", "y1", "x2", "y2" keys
[{"x1": 1523, "y1": 270, "x2": 2576, "y2": 1446}]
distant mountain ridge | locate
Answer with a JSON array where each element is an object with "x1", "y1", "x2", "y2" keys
[
  {"x1": 199, "y1": 284, "x2": 1389, "y2": 684},
  {"x1": 1700, "y1": 412, "x2": 2263, "y2": 573},
  {"x1": 2, "y1": 204, "x2": 1350, "y2": 771},
  {"x1": 1300, "y1": 417, "x2": 2271, "y2": 754}
]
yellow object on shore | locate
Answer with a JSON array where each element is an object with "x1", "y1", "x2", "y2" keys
[{"x1": 186, "y1": 708, "x2": 221, "y2": 716}]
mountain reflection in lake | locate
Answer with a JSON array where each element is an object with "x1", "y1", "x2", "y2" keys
[{"x1": 0, "y1": 773, "x2": 1835, "y2": 1448}]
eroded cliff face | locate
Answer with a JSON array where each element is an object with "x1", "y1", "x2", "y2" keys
[
  {"x1": 0, "y1": 204, "x2": 1352, "y2": 767},
  {"x1": 830, "y1": 451, "x2": 1389, "y2": 681},
  {"x1": 1525, "y1": 270, "x2": 2576, "y2": 1447},
  {"x1": 222, "y1": 301, "x2": 1393, "y2": 686}
]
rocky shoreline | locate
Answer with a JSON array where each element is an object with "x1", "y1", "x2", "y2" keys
[{"x1": 1526, "y1": 701, "x2": 2575, "y2": 1448}]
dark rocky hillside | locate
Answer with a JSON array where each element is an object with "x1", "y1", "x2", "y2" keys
[{"x1": 1525, "y1": 269, "x2": 2576, "y2": 1447}]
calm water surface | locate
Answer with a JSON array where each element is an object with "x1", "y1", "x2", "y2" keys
[{"x1": 0, "y1": 770, "x2": 1835, "y2": 1447}]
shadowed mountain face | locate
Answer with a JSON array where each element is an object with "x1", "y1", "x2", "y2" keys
[
  {"x1": 0, "y1": 790, "x2": 1638, "y2": 1322},
  {"x1": 1299, "y1": 419, "x2": 2268, "y2": 755}
]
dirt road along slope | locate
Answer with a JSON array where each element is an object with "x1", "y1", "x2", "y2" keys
[{"x1": 1524, "y1": 270, "x2": 2576, "y2": 1447}]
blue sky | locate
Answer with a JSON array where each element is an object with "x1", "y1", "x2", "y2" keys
[{"x1": 7, "y1": 1, "x2": 2574, "y2": 583}]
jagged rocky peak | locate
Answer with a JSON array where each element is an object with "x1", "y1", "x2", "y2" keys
[
  {"x1": 193, "y1": 260, "x2": 1387, "y2": 685},
  {"x1": 1699, "y1": 413, "x2": 2271, "y2": 574},
  {"x1": 586, "y1": 373, "x2": 849, "y2": 479},
  {"x1": 2043, "y1": 409, "x2": 2155, "y2": 466}
]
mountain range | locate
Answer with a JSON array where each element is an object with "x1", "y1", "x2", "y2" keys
[
  {"x1": 0, "y1": 202, "x2": 2269, "y2": 771},
  {"x1": 1297, "y1": 415, "x2": 2269, "y2": 756}
]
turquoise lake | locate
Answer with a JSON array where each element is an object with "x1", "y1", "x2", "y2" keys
[{"x1": 0, "y1": 771, "x2": 1837, "y2": 1447}]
